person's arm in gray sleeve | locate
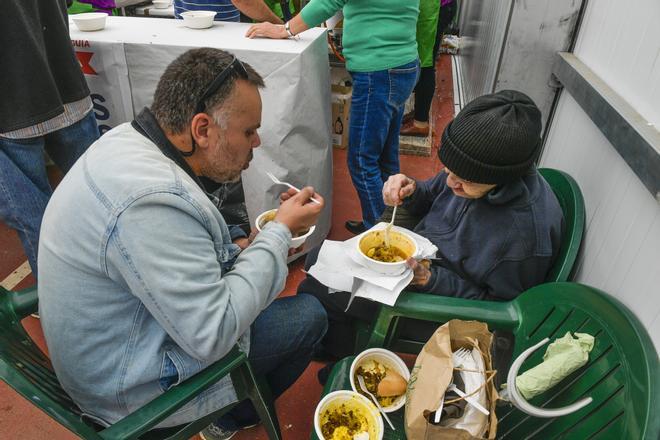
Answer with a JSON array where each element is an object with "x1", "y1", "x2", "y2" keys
[{"x1": 105, "y1": 192, "x2": 291, "y2": 362}]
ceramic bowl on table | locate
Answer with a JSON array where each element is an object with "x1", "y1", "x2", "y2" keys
[
  {"x1": 350, "y1": 348, "x2": 410, "y2": 413},
  {"x1": 356, "y1": 228, "x2": 417, "y2": 275},
  {"x1": 151, "y1": 0, "x2": 170, "y2": 8},
  {"x1": 314, "y1": 390, "x2": 383, "y2": 440},
  {"x1": 71, "y1": 12, "x2": 108, "y2": 32},
  {"x1": 255, "y1": 209, "x2": 316, "y2": 249},
  {"x1": 180, "y1": 11, "x2": 216, "y2": 29}
]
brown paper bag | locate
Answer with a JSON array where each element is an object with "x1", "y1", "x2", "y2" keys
[{"x1": 405, "y1": 320, "x2": 499, "y2": 440}]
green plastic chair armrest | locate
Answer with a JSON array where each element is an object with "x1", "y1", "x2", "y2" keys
[
  {"x1": 7, "y1": 287, "x2": 38, "y2": 319},
  {"x1": 99, "y1": 347, "x2": 246, "y2": 440},
  {"x1": 366, "y1": 292, "x2": 519, "y2": 348}
]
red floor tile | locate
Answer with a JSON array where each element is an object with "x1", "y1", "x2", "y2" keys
[{"x1": 0, "y1": 54, "x2": 454, "y2": 440}]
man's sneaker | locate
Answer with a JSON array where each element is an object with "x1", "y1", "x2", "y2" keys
[{"x1": 199, "y1": 423, "x2": 237, "y2": 440}]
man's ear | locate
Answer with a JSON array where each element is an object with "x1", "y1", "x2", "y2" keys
[{"x1": 190, "y1": 113, "x2": 213, "y2": 148}]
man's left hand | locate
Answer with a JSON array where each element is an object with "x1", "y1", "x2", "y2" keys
[
  {"x1": 233, "y1": 237, "x2": 250, "y2": 250},
  {"x1": 407, "y1": 258, "x2": 432, "y2": 287},
  {"x1": 233, "y1": 229, "x2": 259, "y2": 250}
]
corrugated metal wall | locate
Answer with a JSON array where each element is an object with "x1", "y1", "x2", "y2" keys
[
  {"x1": 457, "y1": 0, "x2": 582, "y2": 128},
  {"x1": 541, "y1": 0, "x2": 660, "y2": 349},
  {"x1": 457, "y1": 0, "x2": 513, "y2": 103}
]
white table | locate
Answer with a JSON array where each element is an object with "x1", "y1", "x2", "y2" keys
[{"x1": 70, "y1": 16, "x2": 333, "y2": 250}]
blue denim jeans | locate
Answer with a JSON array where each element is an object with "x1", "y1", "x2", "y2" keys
[
  {"x1": 0, "y1": 110, "x2": 99, "y2": 277},
  {"x1": 347, "y1": 59, "x2": 420, "y2": 227},
  {"x1": 159, "y1": 293, "x2": 328, "y2": 430}
]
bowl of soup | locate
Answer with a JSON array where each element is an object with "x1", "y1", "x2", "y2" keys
[
  {"x1": 350, "y1": 348, "x2": 410, "y2": 413},
  {"x1": 255, "y1": 209, "x2": 316, "y2": 249},
  {"x1": 356, "y1": 229, "x2": 417, "y2": 275},
  {"x1": 314, "y1": 390, "x2": 383, "y2": 440}
]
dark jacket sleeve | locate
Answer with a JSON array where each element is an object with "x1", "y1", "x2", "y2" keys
[
  {"x1": 416, "y1": 257, "x2": 548, "y2": 301},
  {"x1": 414, "y1": 264, "x2": 487, "y2": 300},
  {"x1": 403, "y1": 173, "x2": 447, "y2": 217}
]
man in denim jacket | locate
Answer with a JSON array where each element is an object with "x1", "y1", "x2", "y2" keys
[{"x1": 38, "y1": 48, "x2": 327, "y2": 440}]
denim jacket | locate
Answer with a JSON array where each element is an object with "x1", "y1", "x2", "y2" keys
[
  {"x1": 405, "y1": 170, "x2": 564, "y2": 300},
  {"x1": 38, "y1": 121, "x2": 292, "y2": 427}
]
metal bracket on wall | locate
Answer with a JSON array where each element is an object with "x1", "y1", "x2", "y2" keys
[{"x1": 552, "y1": 52, "x2": 660, "y2": 203}]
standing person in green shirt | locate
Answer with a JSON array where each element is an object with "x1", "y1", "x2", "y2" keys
[
  {"x1": 401, "y1": 0, "x2": 457, "y2": 137},
  {"x1": 246, "y1": 0, "x2": 420, "y2": 234}
]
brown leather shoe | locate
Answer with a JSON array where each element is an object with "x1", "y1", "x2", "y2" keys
[
  {"x1": 402, "y1": 111, "x2": 415, "y2": 125},
  {"x1": 400, "y1": 121, "x2": 430, "y2": 137}
]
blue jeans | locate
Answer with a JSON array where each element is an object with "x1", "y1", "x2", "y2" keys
[
  {"x1": 0, "y1": 110, "x2": 99, "y2": 277},
  {"x1": 204, "y1": 294, "x2": 328, "y2": 430},
  {"x1": 347, "y1": 59, "x2": 420, "y2": 227}
]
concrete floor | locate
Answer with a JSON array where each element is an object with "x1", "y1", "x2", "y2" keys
[{"x1": 0, "y1": 55, "x2": 453, "y2": 440}]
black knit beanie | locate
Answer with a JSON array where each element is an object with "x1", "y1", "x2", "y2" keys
[{"x1": 439, "y1": 90, "x2": 542, "y2": 184}]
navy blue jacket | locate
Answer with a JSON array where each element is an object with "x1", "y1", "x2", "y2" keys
[{"x1": 405, "y1": 170, "x2": 564, "y2": 300}]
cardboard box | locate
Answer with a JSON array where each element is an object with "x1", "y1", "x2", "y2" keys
[{"x1": 331, "y1": 84, "x2": 352, "y2": 149}]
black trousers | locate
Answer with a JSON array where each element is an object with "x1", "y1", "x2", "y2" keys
[{"x1": 413, "y1": 0, "x2": 458, "y2": 123}]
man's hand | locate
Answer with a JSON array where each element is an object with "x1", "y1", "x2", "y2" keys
[
  {"x1": 383, "y1": 174, "x2": 416, "y2": 206},
  {"x1": 246, "y1": 22, "x2": 288, "y2": 39},
  {"x1": 233, "y1": 237, "x2": 250, "y2": 250},
  {"x1": 233, "y1": 230, "x2": 259, "y2": 250},
  {"x1": 407, "y1": 258, "x2": 432, "y2": 287},
  {"x1": 275, "y1": 186, "x2": 324, "y2": 236}
]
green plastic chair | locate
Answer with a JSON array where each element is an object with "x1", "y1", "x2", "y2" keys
[
  {"x1": 316, "y1": 283, "x2": 660, "y2": 439},
  {"x1": 356, "y1": 167, "x2": 586, "y2": 353},
  {"x1": 0, "y1": 286, "x2": 282, "y2": 440}
]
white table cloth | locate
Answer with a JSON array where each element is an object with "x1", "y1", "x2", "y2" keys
[{"x1": 70, "y1": 17, "x2": 333, "y2": 250}]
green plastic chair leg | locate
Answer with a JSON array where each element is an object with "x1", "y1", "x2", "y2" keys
[{"x1": 232, "y1": 363, "x2": 282, "y2": 440}]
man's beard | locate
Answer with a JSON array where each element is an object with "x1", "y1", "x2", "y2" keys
[{"x1": 201, "y1": 151, "x2": 252, "y2": 184}]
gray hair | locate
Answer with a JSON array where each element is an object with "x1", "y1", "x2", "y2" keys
[{"x1": 151, "y1": 48, "x2": 264, "y2": 134}]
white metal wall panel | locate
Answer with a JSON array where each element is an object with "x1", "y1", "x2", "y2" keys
[
  {"x1": 574, "y1": 0, "x2": 660, "y2": 130},
  {"x1": 542, "y1": 92, "x2": 660, "y2": 350},
  {"x1": 457, "y1": 0, "x2": 513, "y2": 103}
]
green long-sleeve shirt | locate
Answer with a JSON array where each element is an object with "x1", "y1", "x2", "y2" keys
[{"x1": 300, "y1": 0, "x2": 419, "y2": 72}]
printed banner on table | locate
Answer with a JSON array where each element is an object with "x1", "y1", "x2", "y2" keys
[{"x1": 71, "y1": 39, "x2": 134, "y2": 136}]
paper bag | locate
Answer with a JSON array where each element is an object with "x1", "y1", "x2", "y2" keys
[{"x1": 405, "y1": 320, "x2": 499, "y2": 440}]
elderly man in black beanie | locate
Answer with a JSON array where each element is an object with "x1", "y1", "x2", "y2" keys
[
  {"x1": 383, "y1": 89, "x2": 564, "y2": 299},
  {"x1": 297, "y1": 90, "x2": 564, "y2": 361}
]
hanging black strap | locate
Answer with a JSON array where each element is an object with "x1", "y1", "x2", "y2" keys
[
  {"x1": 280, "y1": 0, "x2": 292, "y2": 22},
  {"x1": 132, "y1": 107, "x2": 211, "y2": 198}
]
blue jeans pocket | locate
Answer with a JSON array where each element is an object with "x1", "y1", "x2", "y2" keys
[
  {"x1": 159, "y1": 351, "x2": 181, "y2": 392},
  {"x1": 388, "y1": 59, "x2": 420, "y2": 74}
]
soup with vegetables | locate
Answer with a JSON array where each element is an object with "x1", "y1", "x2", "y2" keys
[{"x1": 320, "y1": 402, "x2": 372, "y2": 440}]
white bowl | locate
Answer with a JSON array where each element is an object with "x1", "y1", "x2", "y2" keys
[
  {"x1": 152, "y1": 0, "x2": 170, "y2": 8},
  {"x1": 314, "y1": 390, "x2": 384, "y2": 440},
  {"x1": 180, "y1": 10, "x2": 216, "y2": 29},
  {"x1": 255, "y1": 209, "x2": 316, "y2": 249},
  {"x1": 356, "y1": 228, "x2": 418, "y2": 275},
  {"x1": 71, "y1": 12, "x2": 108, "y2": 32},
  {"x1": 350, "y1": 348, "x2": 410, "y2": 413}
]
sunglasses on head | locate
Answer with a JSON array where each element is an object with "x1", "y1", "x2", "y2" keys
[{"x1": 194, "y1": 56, "x2": 248, "y2": 115}]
